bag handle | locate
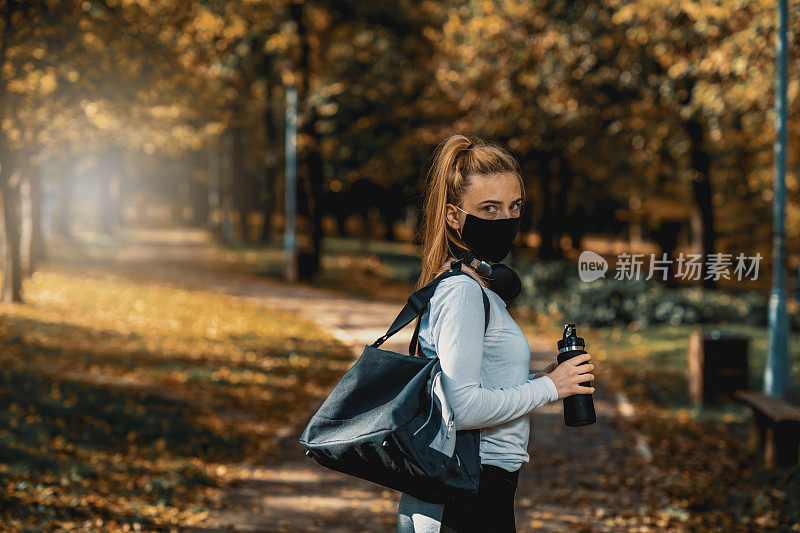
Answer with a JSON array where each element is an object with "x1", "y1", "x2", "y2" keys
[{"x1": 370, "y1": 260, "x2": 491, "y2": 352}]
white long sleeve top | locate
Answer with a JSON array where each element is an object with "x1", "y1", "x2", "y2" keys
[{"x1": 416, "y1": 272, "x2": 559, "y2": 472}]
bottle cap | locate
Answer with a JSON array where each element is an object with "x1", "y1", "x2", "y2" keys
[{"x1": 557, "y1": 323, "x2": 585, "y2": 353}]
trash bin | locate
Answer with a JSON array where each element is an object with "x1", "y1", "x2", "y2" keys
[{"x1": 688, "y1": 329, "x2": 749, "y2": 405}]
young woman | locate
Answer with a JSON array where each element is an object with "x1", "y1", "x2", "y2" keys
[{"x1": 396, "y1": 135, "x2": 596, "y2": 532}]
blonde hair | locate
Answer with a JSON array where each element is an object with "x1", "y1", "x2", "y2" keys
[{"x1": 413, "y1": 133, "x2": 526, "y2": 292}]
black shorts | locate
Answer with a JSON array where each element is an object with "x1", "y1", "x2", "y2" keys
[{"x1": 440, "y1": 464, "x2": 520, "y2": 532}]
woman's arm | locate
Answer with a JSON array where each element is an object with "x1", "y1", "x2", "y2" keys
[
  {"x1": 430, "y1": 279, "x2": 559, "y2": 431},
  {"x1": 530, "y1": 361, "x2": 558, "y2": 380}
]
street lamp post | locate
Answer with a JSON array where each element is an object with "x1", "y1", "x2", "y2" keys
[{"x1": 764, "y1": 0, "x2": 790, "y2": 398}]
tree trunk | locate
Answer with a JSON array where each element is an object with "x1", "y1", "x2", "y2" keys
[
  {"x1": 553, "y1": 154, "x2": 573, "y2": 254},
  {"x1": 304, "y1": 148, "x2": 324, "y2": 276},
  {"x1": 206, "y1": 148, "x2": 220, "y2": 230},
  {"x1": 291, "y1": 0, "x2": 323, "y2": 280},
  {"x1": 115, "y1": 150, "x2": 126, "y2": 228},
  {"x1": 219, "y1": 130, "x2": 233, "y2": 241},
  {"x1": 54, "y1": 157, "x2": 73, "y2": 240},
  {"x1": 20, "y1": 157, "x2": 43, "y2": 277},
  {"x1": 534, "y1": 150, "x2": 567, "y2": 260},
  {"x1": 685, "y1": 118, "x2": 716, "y2": 289},
  {"x1": 230, "y1": 122, "x2": 247, "y2": 240},
  {"x1": 651, "y1": 220, "x2": 681, "y2": 288},
  {"x1": 99, "y1": 164, "x2": 114, "y2": 234},
  {"x1": 189, "y1": 178, "x2": 209, "y2": 227},
  {"x1": 99, "y1": 147, "x2": 123, "y2": 233},
  {"x1": 0, "y1": 155, "x2": 23, "y2": 303},
  {"x1": 258, "y1": 89, "x2": 278, "y2": 243}
]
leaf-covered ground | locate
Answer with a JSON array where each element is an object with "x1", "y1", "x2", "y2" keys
[
  {"x1": 4, "y1": 227, "x2": 800, "y2": 531},
  {"x1": 523, "y1": 321, "x2": 800, "y2": 531},
  {"x1": 0, "y1": 266, "x2": 353, "y2": 531}
]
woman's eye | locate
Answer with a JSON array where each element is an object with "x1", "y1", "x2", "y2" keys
[{"x1": 483, "y1": 204, "x2": 520, "y2": 214}]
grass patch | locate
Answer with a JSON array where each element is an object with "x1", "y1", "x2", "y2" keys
[
  {"x1": 580, "y1": 322, "x2": 800, "y2": 529},
  {"x1": 589, "y1": 323, "x2": 800, "y2": 413}
]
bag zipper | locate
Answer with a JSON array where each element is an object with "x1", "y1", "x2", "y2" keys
[
  {"x1": 414, "y1": 372, "x2": 462, "y2": 469},
  {"x1": 413, "y1": 371, "x2": 442, "y2": 437}
]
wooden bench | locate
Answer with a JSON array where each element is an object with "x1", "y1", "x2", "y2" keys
[{"x1": 733, "y1": 390, "x2": 800, "y2": 468}]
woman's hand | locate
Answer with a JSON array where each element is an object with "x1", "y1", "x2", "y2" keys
[{"x1": 546, "y1": 353, "x2": 595, "y2": 400}]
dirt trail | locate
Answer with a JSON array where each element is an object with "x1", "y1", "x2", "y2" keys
[{"x1": 102, "y1": 227, "x2": 669, "y2": 532}]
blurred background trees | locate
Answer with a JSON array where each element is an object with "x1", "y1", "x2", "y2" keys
[
  {"x1": 0, "y1": 0, "x2": 797, "y2": 297},
  {"x1": 1, "y1": 2, "x2": 799, "y2": 528}
]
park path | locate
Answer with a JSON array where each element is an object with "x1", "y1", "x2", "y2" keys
[{"x1": 103, "y1": 227, "x2": 672, "y2": 532}]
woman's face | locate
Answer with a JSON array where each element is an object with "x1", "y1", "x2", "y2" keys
[{"x1": 446, "y1": 172, "x2": 522, "y2": 234}]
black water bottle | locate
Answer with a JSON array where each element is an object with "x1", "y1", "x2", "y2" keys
[{"x1": 556, "y1": 324, "x2": 597, "y2": 427}]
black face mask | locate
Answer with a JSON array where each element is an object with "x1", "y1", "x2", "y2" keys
[{"x1": 454, "y1": 205, "x2": 520, "y2": 263}]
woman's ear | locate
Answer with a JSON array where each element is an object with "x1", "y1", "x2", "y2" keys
[{"x1": 445, "y1": 203, "x2": 462, "y2": 232}]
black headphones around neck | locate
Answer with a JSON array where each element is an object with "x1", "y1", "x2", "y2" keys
[{"x1": 450, "y1": 246, "x2": 522, "y2": 303}]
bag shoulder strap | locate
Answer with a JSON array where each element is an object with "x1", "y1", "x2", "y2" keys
[
  {"x1": 370, "y1": 260, "x2": 490, "y2": 354},
  {"x1": 408, "y1": 283, "x2": 489, "y2": 356}
]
